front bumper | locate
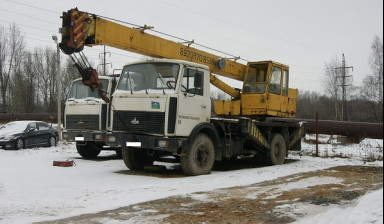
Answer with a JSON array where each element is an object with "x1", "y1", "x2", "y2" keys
[
  {"x1": 0, "y1": 140, "x2": 16, "y2": 149},
  {"x1": 62, "y1": 130, "x2": 107, "y2": 143},
  {"x1": 105, "y1": 133, "x2": 187, "y2": 154}
]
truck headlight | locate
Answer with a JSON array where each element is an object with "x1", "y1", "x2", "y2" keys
[
  {"x1": 158, "y1": 140, "x2": 169, "y2": 148},
  {"x1": 107, "y1": 135, "x2": 116, "y2": 143},
  {"x1": 62, "y1": 133, "x2": 69, "y2": 139},
  {"x1": 94, "y1": 134, "x2": 102, "y2": 140}
]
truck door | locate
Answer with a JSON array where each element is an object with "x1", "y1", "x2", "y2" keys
[
  {"x1": 176, "y1": 67, "x2": 210, "y2": 136},
  {"x1": 267, "y1": 66, "x2": 289, "y2": 115}
]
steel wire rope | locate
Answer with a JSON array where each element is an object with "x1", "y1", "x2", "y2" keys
[{"x1": 91, "y1": 12, "x2": 250, "y2": 63}]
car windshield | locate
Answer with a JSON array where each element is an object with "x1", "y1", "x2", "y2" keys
[
  {"x1": 117, "y1": 63, "x2": 180, "y2": 94},
  {"x1": 0, "y1": 122, "x2": 28, "y2": 133},
  {"x1": 68, "y1": 79, "x2": 109, "y2": 99}
]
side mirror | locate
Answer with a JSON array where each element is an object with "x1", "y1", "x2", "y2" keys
[{"x1": 28, "y1": 128, "x2": 35, "y2": 132}]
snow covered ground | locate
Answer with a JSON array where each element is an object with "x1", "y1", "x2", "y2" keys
[{"x1": 0, "y1": 134, "x2": 382, "y2": 224}]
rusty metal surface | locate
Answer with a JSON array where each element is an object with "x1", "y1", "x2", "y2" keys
[
  {"x1": 268, "y1": 117, "x2": 383, "y2": 139},
  {"x1": 304, "y1": 119, "x2": 383, "y2": 139}
]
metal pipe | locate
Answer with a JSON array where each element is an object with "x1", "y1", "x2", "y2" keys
[{"x1": 267, "y1": 118, "x2": 383, "y2": 139}]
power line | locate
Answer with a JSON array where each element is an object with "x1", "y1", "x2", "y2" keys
[
  {"x1": 0, "y1": 19, "x2": 56, "y2": 33},
  {"x1": 0, "y1": 7, "x2": 57, "y2": 25},
  {"x1": 4, "y1": 0, "x2": 60, "y2": 14}
]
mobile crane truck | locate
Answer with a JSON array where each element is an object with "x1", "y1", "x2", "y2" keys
[{"x1": 59, "y1": 8, "x2": 305, "y2": 176}]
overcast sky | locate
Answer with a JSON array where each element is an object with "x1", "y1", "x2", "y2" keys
[{"x1": 0, "y1": 0, "x2": 383, "y2": 93}]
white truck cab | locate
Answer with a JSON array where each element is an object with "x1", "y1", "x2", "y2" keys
[
  {"x1": 110, "y1": 59, "x2": 211, "y2": 137},
  {"x1": 63, "y1": 75, "x2": 120, "y2": 158}
]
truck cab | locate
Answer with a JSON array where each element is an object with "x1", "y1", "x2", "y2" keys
[
  {"x1": 62, "y1": 75, "x2": 119, "y2": 158},
  {"x1": 110, "y1": 59, "x2": 211, "y2": 138}
]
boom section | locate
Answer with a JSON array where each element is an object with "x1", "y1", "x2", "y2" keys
[{"x1": 59, "y1": 8, "x2": 246, "y2": 82}]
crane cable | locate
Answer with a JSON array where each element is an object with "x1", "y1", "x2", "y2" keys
[{"x1": 88, "y1": 12, "x2": 250, "y2": 63}]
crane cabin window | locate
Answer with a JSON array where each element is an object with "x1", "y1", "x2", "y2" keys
[
  {"x1": 282, "y1": 70, "x2": 289, "y2": 96},
  {"x1": 268, "y1": 66, "x2": 282, "y2": 95},
  {"x1": 243, "y1": 64, "x2": 268, "y2": 94}
]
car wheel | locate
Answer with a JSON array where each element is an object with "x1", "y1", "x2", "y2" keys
[
  {"x1": 15, "y1": 138, "x2": 25, "y2": 150},
  {"x1": 49, "y1": 136, "x2": 56, "y2": 147}
]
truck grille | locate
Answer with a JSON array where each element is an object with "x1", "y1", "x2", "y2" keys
[
  {"x1": 66, "y1": 115, "x2": 99, "y2": 130},
  {"x1": 113, "y1": 111, "x2": 165, "y2": 135}
]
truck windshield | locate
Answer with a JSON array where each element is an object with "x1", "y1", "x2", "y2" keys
[
  {"x1": 117, "y1": 63, "x2": 180, "y2": 94},
  {"x1": 68, "y1": 79, "x2": 109, "y2": 99}
]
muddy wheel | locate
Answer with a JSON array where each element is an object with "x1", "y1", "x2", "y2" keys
[
  {"x1": 121, "y1": 147, "x2": 153, "y2": 170},
  {"x1": 15, "y1": 138, "x2": 25, "y2": 150},
  {"x1": 181, "y1": 134, "x2": 215, "y2": 176},
  {"x1": 76, "y1": 142, "x2": 101, "y2": 159},
  {"x1": 267, "y1": 133, "x2": 287, "y2": 165},
  {"x1": 115, "y1": 148, "x2": 122, "y2": 158}
]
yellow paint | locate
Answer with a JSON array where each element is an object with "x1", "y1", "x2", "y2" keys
[{"x1": 62, "y1": 8, "x2": 298, "y2": 118}]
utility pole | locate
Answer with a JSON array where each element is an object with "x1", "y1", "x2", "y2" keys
[
  {"x1": 335, "y1": 53, "x2": 353, "y2": 121},
  {"x1": 99, "y1": 45, "x2": 111, "y2": 76},
  {"x1": 52, "y1": 35, "x2": 62, "y2": 140}
]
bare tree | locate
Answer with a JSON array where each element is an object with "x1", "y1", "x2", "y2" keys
[
  {"x1": 323, "y1": 57, "x2": 342, "y2": 120},
  {"x1": 361, "y1": 35, "x2": 383, "y2": 122},
  {"x1": 34, "y1": 48, "x2": 58, "y2": 113},
  {"x1": 0, "y1": 24, "x2": 25, "y2": 111},
  {"x1": 0, "y1": 25, "x2": 8, "y2": 108},
  {"x1": 61, "y1": 57, "x2": 81, "y2": 103}
]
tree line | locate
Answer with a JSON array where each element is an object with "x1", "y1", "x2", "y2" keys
[
  {"x1": 1, "y1": 24, "x2": 383, "y2": 123},
  {"x1": 0, "y1": 24, "x2": 80, "y2": 113}
]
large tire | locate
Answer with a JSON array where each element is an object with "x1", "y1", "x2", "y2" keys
[
  {"x1": 115, "y1": 148, "x2": 122, "y2": 159},
  {"x1": 267, "y1": 133, "x2": 287, "y2": 165},
  {"x1": 181, "y1": 134, "x2": 215, "y2": 176},
  {"x1": 121, "y1": 147, "x2": 153, "y2": 170},
  {"x1": 15, "y1": 138, "x2": 25, "y2": 150},
  {"x1": 76, "y1": 142, "x2": 101, "y2": 159}
]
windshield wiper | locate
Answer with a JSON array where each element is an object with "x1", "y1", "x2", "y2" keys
[
  {"x1": 127, "y1": 72, "x2": 133, "y2": 94},
  {"x1": 142, "y1": 75, "x2": 148, "y2": 94},
  {"x1": 157, "y1": 72, "x2": 166, "y2": 95}
]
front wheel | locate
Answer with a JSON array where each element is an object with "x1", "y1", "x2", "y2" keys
[
  {"x1": 76, "y1": 142, "x2": 101, "y2": 159},
  {"x1": 15, "y1": 138, "x2": 24, "y2": 150},
  {"x1": 180, "y1": 134, "x2": 215, "y2": 176},
  {"x1": 121, "y1": 147, "x2": 153, "y2": 170}
]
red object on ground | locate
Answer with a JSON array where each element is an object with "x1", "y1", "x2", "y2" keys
[{"x1": 53, "y1": 160, "x2": 74, "y2": 167}]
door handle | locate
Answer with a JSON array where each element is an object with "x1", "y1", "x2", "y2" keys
[{"x1": 201, "y1": 104, "x2": 206, "y2": 109}]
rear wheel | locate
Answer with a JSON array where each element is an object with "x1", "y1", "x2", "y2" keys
[
  {"x1": 76, "y1": 142, "x2": 101, "y2": 159},
  {"x1": 15, "y1": 138, "x2": 24, "y2": 150},
  {"x1": 181, "y1": 134, "x2": 215, "y2": 176},
  {"x1": 122, "y1": 147, "x2": 153, "y2": 170},
  {"x1": 267, "y1": 133, "x2": 287, "y2": 165}
]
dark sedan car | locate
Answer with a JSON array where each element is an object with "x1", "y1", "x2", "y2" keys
[{"x1": 0, "y1": 121, "x2": 58, "y2": 150}]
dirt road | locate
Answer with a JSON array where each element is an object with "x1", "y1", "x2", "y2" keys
[{"x1": 39, "y1": 163, "x2": 383, "y2": 224}]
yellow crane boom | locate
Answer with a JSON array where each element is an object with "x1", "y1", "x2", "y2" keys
[{"x1": 59, "y1": 8, "x2": 297, "y2": 118}]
